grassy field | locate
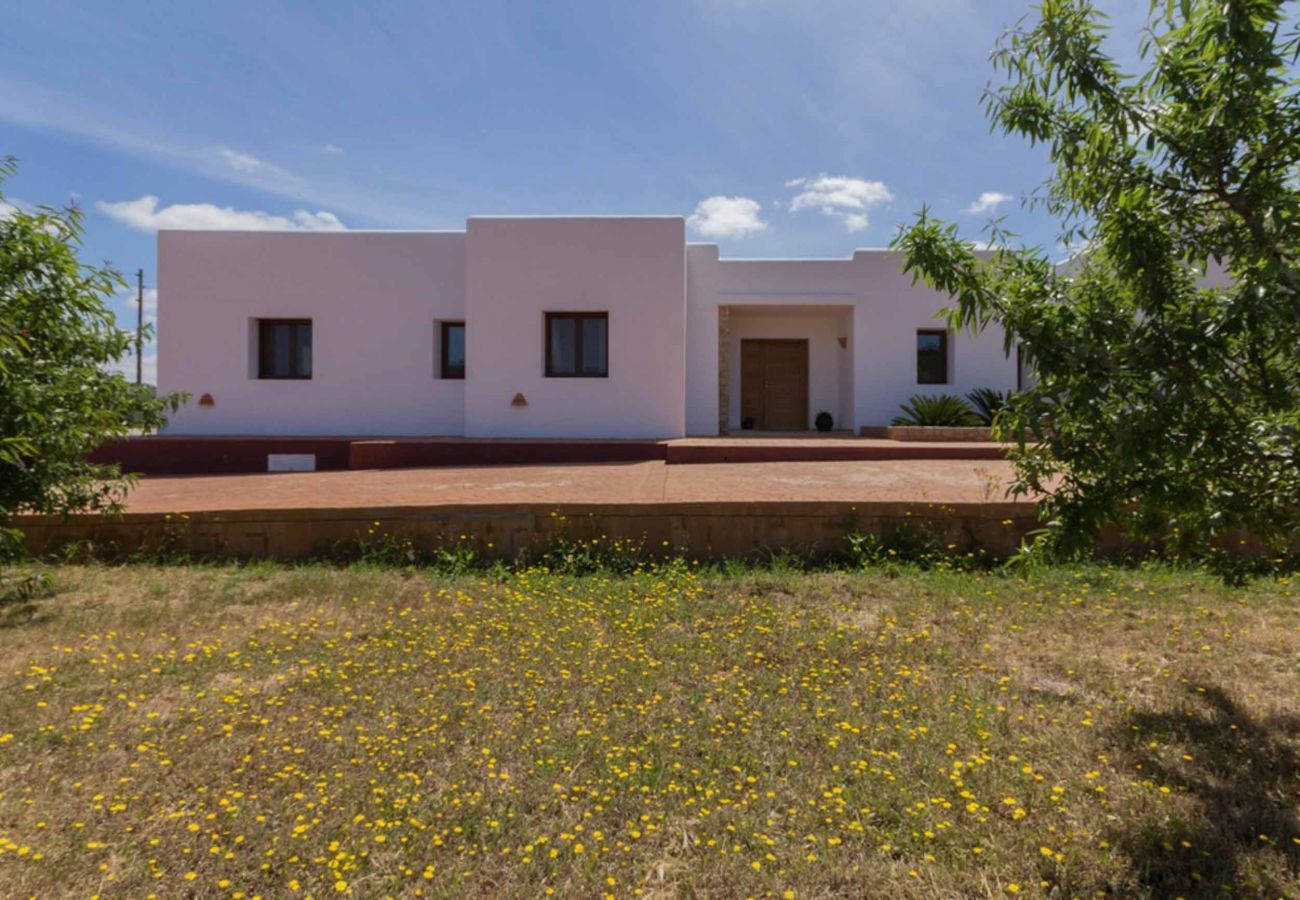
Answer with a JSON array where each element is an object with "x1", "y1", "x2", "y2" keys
[{"x1": 0, "y1": 561, "x2": 1296, "y2": 898}]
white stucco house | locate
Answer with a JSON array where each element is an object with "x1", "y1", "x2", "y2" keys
[{"x1": 157, "y1": 216, "x2": 1020, "y2": 439}]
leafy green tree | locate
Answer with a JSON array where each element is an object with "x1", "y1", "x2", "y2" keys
[
  {"x1": 892, "y1": 0, "x2": 1300, "y2": 563},
  {"x1": 1, "y1": 157, "x2": 183, "y2": 564}
]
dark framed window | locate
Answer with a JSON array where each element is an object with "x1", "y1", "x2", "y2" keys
[
  {"x1": 439, "y1": 321, "x2": 465, "y2": 379},
  {"x1": 258, "y1": 319, "x2": 312, "y2": 379},
  {"x1": 916, "y1": 329, "x2": 948, "y2": 385},
  {"x1": 545, "y1": 312, "x2": 608, "y2": 377}
]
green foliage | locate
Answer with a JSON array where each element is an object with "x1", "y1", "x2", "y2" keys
[
  {"x1": 532, "y1": 534, "x2": 651, "y2": 576},
  {"x1": 966, "y1": 387, "x2": 1010, "y2": 426},
  {"x1": 844, "y1": 525, "x2": 997, "y2": 572},
  {"x1": 0, "y1": 157, "x2": 184, "y2": 560},
  {"x1": 341, "y1": 518, "x2": 655, "y2": 577},
  {"x1": 891, "y1": 0, "x2": 1300, "y2": 563},
  {"x1": 0, "y1": 570, "x2": 51, "y2": 606},
  {"x1": 891, "y1": 393, "x2": 981, "y2": 426}
]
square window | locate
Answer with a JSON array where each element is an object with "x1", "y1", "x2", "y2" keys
[
  {"x1": 258, "y1": 319, "x2": 312, "y2": 379},
  {"x1": 916, "y1": 329, "x2": 948, "y2": 385},
  {"x1": 546, "y1": 312, "x2": 607, "y2": 377},
  {"x1": 439, "y1": 321, "x2": 465, "y2": 379}
]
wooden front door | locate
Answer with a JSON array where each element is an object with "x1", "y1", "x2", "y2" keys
[{"x1": 740, "y1": 339, "x2": 809, "y2": 431}]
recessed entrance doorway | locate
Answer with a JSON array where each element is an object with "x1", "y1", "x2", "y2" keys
[{"x1": 739, "y1": 339, "x2": 809, "y2": 431}]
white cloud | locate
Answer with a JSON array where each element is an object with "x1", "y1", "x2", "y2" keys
[
  {"x1": 687, "y1": 195, "x2": 767, "y2": 238},
  {"x1": 322, "y1": 143, "x2": 346, "y2": 156},
  {"x1": 964, "y1": 191, "x2": 1014, "y2": 215},
  {"x1": 121, "y1": 286, "x2": 159, "y2": 320},
  {"x1": 217, "y1": 146, "x2": 278, "y2": 174},
  {"x1": 0, "y1": 76, "x2": 457, "y2": 226},
  {"x1": 786, "y1": 175, "x2": 893, "y2": 232},
  {"x1": 96, "y1": 195, "x2": 346, "y2": 232}
]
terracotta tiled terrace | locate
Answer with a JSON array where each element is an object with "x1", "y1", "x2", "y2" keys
[{"x1": 120, "y1": 459, "x2": 1023, "y2": 514}]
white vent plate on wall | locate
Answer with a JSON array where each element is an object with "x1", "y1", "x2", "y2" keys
[{"x1": 267, "y1": 453, "x2": 316, "y2": 473}]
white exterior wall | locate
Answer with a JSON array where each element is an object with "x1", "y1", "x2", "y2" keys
[
  {"x1": 158, "y1": 231, "x2": 465, "y2": 436},
  {"x1": 463, "y1": 217, "x2": 686, "y2": 439},
  {"x1": 847, "y1": 250, "x2": 1016, "y2": 426},
  {"x1": 726, "y1": 309, "x2": 853, "y2": 431},
  {"x1": 685, "y1": 245, "x2": 1018, "y2": 434},
  {"x1": 157, "y1": 220, "x2": 1017, "y2": 439}
]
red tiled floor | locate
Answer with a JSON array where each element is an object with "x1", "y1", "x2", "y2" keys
[
  {"x1": 121, "y1": 459, "x2": 1025, "y2": 514},
  {"x1": 93, "y1": 434, "x2": 1008, "y2": 475}
]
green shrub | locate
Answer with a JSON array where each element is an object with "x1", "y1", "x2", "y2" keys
[
  {"x1": 843, "y1": 525, "x2": 994, "y2": 572},
  {"x1": 965, "y1": 388, "x2": 1010, "y2": 426},
  {"x1": 891, "y1": 394, "x2": 980, "y2": 427}
]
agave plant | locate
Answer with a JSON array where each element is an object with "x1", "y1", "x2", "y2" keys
[
  {"x1": 891, "y1": 394, "x2": 980, "y2": 427},
  {"x1": 965, "y1": 388, "x2": 1010, "y2": 426}
]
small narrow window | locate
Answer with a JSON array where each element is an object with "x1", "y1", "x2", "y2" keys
[
  {"x1": 546, "y1": 312, "x2": 608, "y2": 377},
  {"x1": 258, "y1": 319, "x2": 312, "y2": 379},
  {"x1": 916, "y1": 329, "x2": 948, "y2": 385},
  {"x1": 440, "y1": 321, "x2": 465, "y2": 379}
]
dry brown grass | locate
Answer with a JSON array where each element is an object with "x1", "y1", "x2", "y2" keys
[{"x1": 0, "y1": 561, "x2": 1296, "y2": 898}]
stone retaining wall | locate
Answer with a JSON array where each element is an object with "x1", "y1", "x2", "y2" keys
[{"x1": 19, "y1": 501, "x2": 1041, "y2": 562}]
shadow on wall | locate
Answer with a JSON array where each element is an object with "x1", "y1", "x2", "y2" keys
[{"x1": 1107, "y1": 684, "x2": 1300, "y2": 896}]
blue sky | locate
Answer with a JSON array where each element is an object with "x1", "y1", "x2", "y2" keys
[{"x1": 0, "y1": 1, "x2": 1146, "y2": 381}]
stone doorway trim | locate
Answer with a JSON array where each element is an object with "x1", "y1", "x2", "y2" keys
[{"x1": 717, "y1": 306, "x2": 731, "y2": 435}]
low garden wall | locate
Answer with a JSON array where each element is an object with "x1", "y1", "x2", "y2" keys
[
  {"x1": 859, "y1": 425, "x2": 995, "y2": 442},
  {"x1": 19, "y1": 500, "x2": 1043, "y2": 562}
]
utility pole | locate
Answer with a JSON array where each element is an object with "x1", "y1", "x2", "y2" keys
[{"x1": 135, "y1": 268, "x2": 144, "y2": 385}]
